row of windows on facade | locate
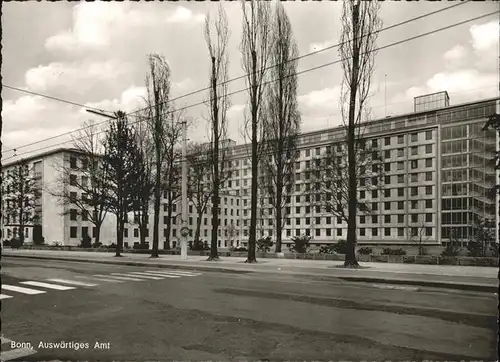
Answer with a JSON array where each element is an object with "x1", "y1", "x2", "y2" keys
[
  {"x1": 441, "y1": 139, "x2": 496, "y2": 155},
  {"x1": 67, "y1": 224, "x2": 433, "y2": 240},
  {"x1": 441, "y1": 123, "x2": 497, "y2": 141}
]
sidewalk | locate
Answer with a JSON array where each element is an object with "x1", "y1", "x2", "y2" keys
[{"x1": 2, "y1": 249, "x2": 498, "y2": 292}]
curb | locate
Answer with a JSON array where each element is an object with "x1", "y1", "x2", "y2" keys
[
  {"x1": 3, "y1": 253, "x2": 496, "y2": 293},
  {"x1": 1, "y1": 254, "x2": 252, "y2": 275},
  {"x1": 336, "y1": 276, "x2": 498, "y2": 293}
]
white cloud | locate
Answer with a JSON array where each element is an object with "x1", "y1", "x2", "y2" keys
[
  {"x1": 25, "y1": 60, "x2": 132, "y2": 93},
  {"x1": 84, "y1": 85, "x2": 148, "y2": 114},
  {"x1": 45, "y1": 3, "x2": 157, "y2": 54},
  {"x1": 443, "y1": 45, "x2": 467, "y2": 61},
  {"x1": 298, "y1": 87, "x2": 341, "y2": 112},
  {"x1": 172, "y1": 77, "x2": 197, "y2": 94},
  {"x1": 166, "y1": 6, "x2": 205, "y2": 24},
  {"x1": 470, "y1": 21, "x2": 499, "y2": 51}
]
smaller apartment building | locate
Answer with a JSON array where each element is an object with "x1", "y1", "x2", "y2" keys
[{"x1": 1, "y1": 91, "x2": 499, "y2": 250}]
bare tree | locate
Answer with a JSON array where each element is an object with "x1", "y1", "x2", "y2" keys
[
  {"x1": 133, "y1": 116, "x2": 155, "y2": 246},
  {"x1": 162, "y1": 107, "x2": 184, "y2": 251},
  {"x1": 3, "y1": 159, "x2": 38, "y2": 243},
  {"x1": 240, "y1": 0, "x2": 274, "y2": 263},
  {"x1": 186, "y1": 142, "x2": 213, "y2": 248},
  {"x1": 145, "y1": 53, "x2": 172, "y2": 258},
  {"x1": 309, "y1": 140, "x2": 384, "y2": 243},
  {"x1": 205, "y1": 4, "x2": 231, "y2": 261},
  {"x1": 339, "y1": 0, "x2": 382, "y2": 267},
  {"x1": 102, "y1": 111, "x2": 142, "y2": 257},
  {"x1": 263, "y1": 2, "x2": 300, "y2": 253},
  {"x1": 410, "y1": 219, "x2": 429, "y2": 256},
  {"x1": 49, "y1": 121, "x2": 110, "y2": 245}
]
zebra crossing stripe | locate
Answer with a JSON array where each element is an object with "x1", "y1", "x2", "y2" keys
[
  {"x1": 95, "y1": 274, "x2": 144, "y2": 282},
  {"x1": 47, "y1": 279, "x2": 98, "y2": 287},
  {"x1": 75, "y1": 275, "x2": 125, "y2": 283},
  {"x1": 0, "y1": 346, "x2": 37, "y2": 361},
  {"x1": 2, "y1": 285, "x2": 46, "y2": 295},
  {"x1": 111, "y1": 273, "x2": 162, "y2": 280},
  {"x1": 147, "y1": 270, "x2": 201, "y2": 276},
  {"x1": 20, "y1": 281, "x2": 76, "y2": 291},
  {"x1": 127, "y1": 272, "x2": 167, "y2": 279},
  {"x1": 0, "y1": 294, "x2": 13, "y2": 300}
]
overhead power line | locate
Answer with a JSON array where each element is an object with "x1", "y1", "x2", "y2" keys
[
  {"x1": 2, "y1": 9, "x2": 497, "y2": 161},
  {"x1": 2, "y1": 1, "x2": 470, "y2": 154}
]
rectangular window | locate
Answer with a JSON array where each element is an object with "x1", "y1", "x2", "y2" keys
[
  {"x1": 425, "y1": 172, "x2": 432, "y2": 181},
  {"x1": 384, "y1": 227, "x2": 391, "y2": 236},
  {"x1": 360, "y1": 228, "x2": 365, "y2": 236},
  {"x1": 385, "y1": 175, "x2": 391, "y2": 184},
  {"x1": 384, "y1": 215, "x2": 391, "y2": 223},
  {"x1": 384, "y1": 189, "x2": 391, "y2": 198},
  {"x1": 70, "y1": 227, "x2": 78, "y2": 238},
  {"x1": 360, "y1": 215, "x2": 365, "y2": 224},
  {"x1": 425, "y1": 186, "x2": 432, "y2": 195},
  {"x1": 425, "y1": 227, "x2": 432, "y2": 236},
  {"x1": 425, "y1": 200, "x2": 432, "y2": 208},
  {"x1": 372, "y1": 202, "x2": 378, "y2": 211},
  {"x1": 360, "y1": 190, "x2": 365, "y2": 199},
  {"x1": 425, "y1": 158, "x2": 432, "y2": 168},
  {"x1": 411, "y1": 133, "x2": 418, "y2": 142},
  {"x1": 372, "y1": 215, "x2": 378, "y2": 223},
  {"x1": 411, "y1": 173, "x2": 418, "y2": 183},
  {"x1": 372, "y1": 228, "x2": 378, "y2": 236},
  {"x1": 397, "y1": 162, "x2": 404, "y2": 170},
  {"x1": 372, "y1": 139, "x2": 378, "y2": 148},
  {"x1": 411, "y1": 200, "x2": 418, "y2": 209},
  {"x1": 398, "y1": 227, "x2": 404, "y2": 236},
  {"x1": 372, "y1": 190, "x2": 378, "y2": 198},
  {"x1": 426, "y1": 213, "x2": 432, "y2": 222},
  {"x1": 70, "y1": 174, "x2": 77, "y2": 186},
  {"x1": 398, "y1": 174, "x2": 404, "y2": 183},
  {"x1": 337, "y1": 228, "x2": 342, "y2": 236},
  {"x1": 82, "y1": 227, "x2": 89, "y2": 237},
  {"x1": 425, "y1": 144, "x2": 432, "y2": 154},
  {"x1": 411, "y1": 160, "x2": 418, "y2": 169},
  {"x1": 70, "y1": 209, "x2": 77, "y2": 221},
  {"x1": 315, "y1": 229, "x2": 321, "y2": 236},
  {"x1": 384, "y1": 163, "x2": 391, "y2": 172},
  {"x1": 385, "y1": 150, "x2": 391, "y2": 159},
  {"x1": 398, "y1": 188, "x2": 404, "y2": 197},
  {"x1": 398, "y1": 201, "x2": 404, "y2": 210},
  {"x1": 385, "y1": 137, "x2": 391, "y2": 146},
  {"x1": 425, "y1": 130, "x2": 432, "y2": 140},
  {"x1": 398, "y1": 214, "x2": 404, "y2": 223},
  {"x1": 326, "y1": 229, "x2": 331, "y2": 236},
  {"x1": 384, "y1": 202, "x2": 391, "y2": 210},
  {"x1": 398, "y1": 135, "x2": 404, "y2": 144},
  {"x1": 411, "y1": 146, "x2": 418, "y2": 155},
  {"x1": 134, "y1": 229, "x2": 139, "y2": 237},
  {"x1": 411, "y1": 187, "x2": 418, "y2": 196},
  {"x1": 411, "y1": 214, "x2": 418, "y2": 223},
  {"x1": 70, "y1": 156, "x2": 77, "y2": 169}
]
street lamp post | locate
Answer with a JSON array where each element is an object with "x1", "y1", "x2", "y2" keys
[{"x1": 180, "y1": 120, "x2": 188, "y2": 260}]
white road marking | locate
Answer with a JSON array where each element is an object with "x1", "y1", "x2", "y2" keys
[
  {"x1": 147, "y1": 270, "x2": 200, "y2": 276},
  {"x1": 95, "y1": 274, "x2": 144, "y2": 282},
  {"x1": 46, "y1": 278, "x2": 98, "y2": 287},
  {"x1": 1, "y1": 336, "x2": 12, "y2": 344},
  {"x1": 111, "y1": 273, "x2": 162, "y2": 280},
  {"x1": 0, "y1": 294, "x2": 13, "y2": 300},
  {"x1": 20, "y1": 281, "x2": 76, "y2": 291},
  {"x1": 127, "y1": 272, "x2": 166, "y2": 280},
  {"x1": 370, "y1": 284, "x2": 420, "y2": 291},
  {"x1": 75, "y1": 275, "x2": 125, "y2": 283},
  {"x1": 2, "y1": 285, "x2": 46, "y2": 295},
  {"x1": 0, "y1": 346, "x2": 37, "y2": 361}
]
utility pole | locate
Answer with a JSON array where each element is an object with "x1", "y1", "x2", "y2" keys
[{"x1": 180, "y1": 120, "x2": 188, "y2": 260}]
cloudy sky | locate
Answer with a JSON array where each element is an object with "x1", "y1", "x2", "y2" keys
[{"x1": 2, "y1": 1, "x2": 498, "y2": 161}]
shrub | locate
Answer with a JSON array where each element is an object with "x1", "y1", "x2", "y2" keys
[
  {"x1": 52, "y1": 241, "x2": 62, "y2": 247},
  {"x1": 10, "y1": 238, "x2": 23, "y2": 249},
  {"x1": 319, "y1": 244, "x2": 337, "y2": 254},
  {"x1": 332, "y1": 240, "x2": 348, "y2": 254},
  {"x1": 80, "y1": 235, "x2": 92, "y2": 248},
  {"x1": 490, "y1": 243, "x2": 499, "y2": 257},
  {"x1": 92, "y1": 241, "x2": 103, "y2": 248},
  {"x1": 3, "y1": 240, "x2": 11, "y2": 247},
  {"x1": 256, "y1": 236, "x2": 274, "y2": 252},
  {"x1": 289, "y1": 235, "x2": 311, "y2": 254},
  {"x1": 441, "y1": 242, "x2": 460, "y2": 257},
  {"x1": 33, "y1": 235, "x2": 45, "y2": 246},
  {"x1": 232, "y1": 246, "x2": 248, "y2": 252},
  {"x1": 357, "y1": 247, "x2": 373, "y2": 255},
  {"x1": 381, "y1": 248, "x2": 406, "y2": 256},
  {"x1": 467, "y1": 240, "x2": 485, "y2": 257},
  {"x1": 133, "y1": 242, "x2": 148, "y2": 250}
]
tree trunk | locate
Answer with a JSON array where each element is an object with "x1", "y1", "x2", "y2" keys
[
  {"x1": 275, "y1": 171, "x2": 283, "y2": 253},
  {"x1": 345, "y1": 3, "x2": 360, "y2": 268},
  {"x1": 208, "y1": 56, "x2": 221, "y2": 262},
  {"x1": 94, "y1": 221, "x2": 102, "y2": 244},
  {"x1": 151, "y1": 153, "x2": 161, "y2": 258},
  {"x1": 165, "y1": 198, "x2": 173, "y2": 250},
  {"x1": 247, "y1": 50, "x2": 259, "y2": 264},
  {"x1": 115, "y1": 216, "x2": 122, "y2": 257},
  {"x1": 195, "y1": 212, "x2": 203, "y2": 245}
]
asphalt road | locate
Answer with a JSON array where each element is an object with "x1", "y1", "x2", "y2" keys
[{"x1": 1, "y1": 257, "x2": 497, "y2": 361}]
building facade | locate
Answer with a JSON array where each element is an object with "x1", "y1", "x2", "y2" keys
[{"x1": 2, "y1": 92, "x2": 499, "y2": 251}]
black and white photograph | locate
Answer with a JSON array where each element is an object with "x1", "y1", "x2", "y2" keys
[{"x1": 0, "y1": 1, "x2": 499, "y2": 361}]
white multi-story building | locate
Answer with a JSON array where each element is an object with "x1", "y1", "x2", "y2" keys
[{"x1": 2, "y1": 91, "x2": 498, "y2": 251}]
